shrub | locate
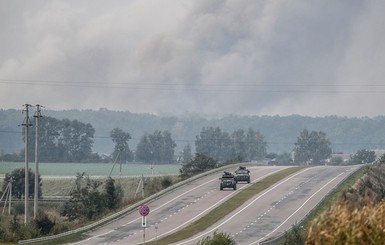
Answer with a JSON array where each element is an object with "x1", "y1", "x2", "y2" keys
[
  {"x1": 306, "y1": 201, "x2": 385, "y2": 244},
  {"x1": 196, "y1": 231, "x2": 236, "y2": 245},
  {"x1": 161, "y1": 176, "x2": 173, "y2": 188},
  {"x1": 35, "y1": 211, "x2": 55, "y2": 235}
]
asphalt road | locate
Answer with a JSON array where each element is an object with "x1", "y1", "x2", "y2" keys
[
  {"x1": 176, "y1": 165, "x2": 360, "y2": 245},
  {"x1": 72, "y1": 164, "x2": 360, "y2": 245}
]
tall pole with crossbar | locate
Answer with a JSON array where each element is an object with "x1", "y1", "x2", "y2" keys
[
  {"x1": 22, "y1": 104, "x2": 32, "y2": 223},
  {"x1": 33, "y1": 104, "x2": 43, "y2": 219}
]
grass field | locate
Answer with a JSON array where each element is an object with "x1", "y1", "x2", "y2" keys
[
  {"x1": 0, "y1": 162, "x2": 182, "y2": 197},
  {"x1": 0, "y1": 162, "x2": 182, "y2": 177}
]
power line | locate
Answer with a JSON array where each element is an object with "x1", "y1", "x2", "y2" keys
[{"x1": 1, "y1": 79, "x2": 385, "y2": 93}]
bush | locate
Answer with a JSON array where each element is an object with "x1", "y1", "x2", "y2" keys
[
  {"x1": 196, "y1": 231, "x2": 236, "y2": 245},
  {"x1": 306, "y1": 154, "x2": 385, "y2": 244},
  {"x1": 161, "y1": 176, "x2": 173, "y2": 188},
  {"x1": 284, "y1": 224, "x2": 305, "y2": 245},
  {"x1": 35, "y1": 211, "x2": 55, "y2": 235},
  {"x1": 306, "y1": 201, "x2": 385, "y2": 244}
]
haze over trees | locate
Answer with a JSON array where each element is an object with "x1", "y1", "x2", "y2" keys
[
  {"x1": 110, "y1": 128, "x2": 133, "y2": 162},
  {"x1": 135, "y1": 130, "x2": 177, "y2": 163},
  {"x1": 293, "y1": 129, "x2": 332, "y2": 164},
  {"x1": 1, "y1": 109, "x2": 385, "y2": 164},
  {"x1": 195, "y1": 127, "x2": 267, "y2": 162},
  {"x1": 24, "y1": 116, "x2": 96, "y2": 162},
  {"x1": 349, "y1": 149, "x2": 376, "y2": 164}
]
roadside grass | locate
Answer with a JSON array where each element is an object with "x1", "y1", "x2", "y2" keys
[
  {"x1": 146, "y1": 166, "x2": 306, "y2": 245},
  {"x1": 42, "y1": 177, "x2": 142, "y2": 197},
  {"x1": 301, "y1": 165, "x2": 367, "y2": 230}
]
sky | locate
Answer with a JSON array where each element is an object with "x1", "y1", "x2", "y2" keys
[{"x1": 1, "y1": 0, "x2": 384, "y2": 117}]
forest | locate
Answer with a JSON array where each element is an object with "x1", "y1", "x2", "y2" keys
[{"x1": 1, "y1": 108, "x2": 385, "y2": 159}]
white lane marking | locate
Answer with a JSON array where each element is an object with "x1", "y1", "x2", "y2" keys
[
  {"x1": 173, "y1": 167, "x2": 309, "y2": 245},
  {"x1": 72, "y1": 177, "x2": 219, "y2": 244},
  {"x1": 252, "y1": 171, "x2": 345, "y2": 245},
  {"x1": 143, "y1": 168, "x2": 289, "y2": 244}
]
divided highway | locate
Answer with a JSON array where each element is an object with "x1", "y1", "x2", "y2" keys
[{"x1": 73, "y1": 164, "x2": 360, "y2": 245}]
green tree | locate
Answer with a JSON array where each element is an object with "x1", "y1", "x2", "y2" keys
[
  {"x1": 283, "y1": 224, "x2": 305, "y2": 245},
  {"x1": 110, "y1": 128, "x2": 132, "y2": 163},
  {"x1": 135, "y1": 134, "x2": 152, "y2": 162},
  {"x1": 244, "y1": 128, "x2": 267, "y2": 161},
  {"x1": 159, "y1": 130, "x2": 176, "y2": 162},
  {"x1": 26, "y1": 117, "x2": 97, "y2": 162},
  {"x1": 293, "y1": 129, "x2": 332, "y2": 164},
  {"x1": 136, "y1": 130, "x2": 176, "y2": 163},
  {"x1": 2, "y1": 168, "x2": 42, "y2": 199},
  {"x1": 196, "y1": 231, "x2": 236, "y2": 245},
  {"x1": 195, "y1": 127, "x2": 233, "y2": 162},
  {"x1": 104, "y1": 177, "x2": 123, "y2": 210},
  {"x1": 350, "y1": 149, "x2": 376, "y2": 164},
  {"x1": 38, "y1": 117, "x2": 61, "y2": 162},
  {"x1": 27, "y1": 116, "x2": 61, "y2": 162},
  {"x1": 180, "y1": 153, "x2": 218, "y2": 178},
  {"x1": 59, "y1": 119, "x2": 95, "y2": 162},
  {"x1": 61, "y1": 172, "x2": 106, "y2": 221}
]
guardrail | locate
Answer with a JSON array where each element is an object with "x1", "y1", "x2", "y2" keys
[{"x1": 18, "y1": 163, "x2": 245, "y2": 244}]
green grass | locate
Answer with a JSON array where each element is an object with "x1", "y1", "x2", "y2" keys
[
  {"x1": 0, "y1": 162, "x2": 181, "y2": 177},
  {"x1": 146, "y1": 166, "x2": 305, "y2": 245},
  {"x1": 41, "y1": 177, "x2": 143, "y2": 197}
]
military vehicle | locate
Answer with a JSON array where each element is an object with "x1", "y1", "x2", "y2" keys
[
  {"x1": 234, "y1": 166, "x2": 250, "y2": 183},
  {"x1": 219, "y1": 171, "x2": 237, "y2": 190}
]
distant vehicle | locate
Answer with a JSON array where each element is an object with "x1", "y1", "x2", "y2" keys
[
  {"x1": 219, "y1": 171, "x2": 237, "y2": 190},
  {"x1": 234, "y1": 166, "x2": 250, "y2": 183}
]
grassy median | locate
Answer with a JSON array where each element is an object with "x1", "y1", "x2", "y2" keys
[{"x1": 146, "y1": 166, "x2": 306, "y2": 245}]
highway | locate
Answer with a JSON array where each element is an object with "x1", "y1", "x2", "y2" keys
[{"x1": 73, "y1": 164, "x2": 360, "y2": 245}]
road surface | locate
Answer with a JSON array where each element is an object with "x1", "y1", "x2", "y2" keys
[
  {"x1": 174, "y1": 165, "x2": 360, "y2": 245},
  {"x1": 73, "y1": 165, "x2": 359, "y2": 245}
]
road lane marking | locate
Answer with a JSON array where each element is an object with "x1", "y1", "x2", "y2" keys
[
  {"x1": 253, "y1": 171, "x2": 345, "y2": 245},
  {"x1": 172, "y1": 167, "x2": 302, "y2": 245}
]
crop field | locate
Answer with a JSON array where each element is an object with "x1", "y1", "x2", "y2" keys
[
  {"x1": 0, "y1": 162, "x2": 182, "y2": 178},
  {"x1": 0, "y1": 162, "x2": 182, "y2": 197}
]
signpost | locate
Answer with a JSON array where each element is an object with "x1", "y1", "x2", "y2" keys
[{"x1": 139, "y1": 204, "x2": 150, "y2": 244}]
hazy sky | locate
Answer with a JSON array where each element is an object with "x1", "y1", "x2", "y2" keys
[{"x1": 1, "y1": 0, "x2": 384, "y2": 117}]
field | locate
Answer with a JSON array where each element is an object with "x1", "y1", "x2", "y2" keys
[
  {"x1": 0, "y1": 162, "x2": 182, "y2": 177},
  {"x1": 0, "y1": 162, "x2": 182, "y2": 197}
]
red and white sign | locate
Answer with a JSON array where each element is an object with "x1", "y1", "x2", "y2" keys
[{"x1": 139, "y1": 204, "x2": 150, "y2": 217}]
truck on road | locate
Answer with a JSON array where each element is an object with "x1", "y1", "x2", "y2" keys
[
  {"x1": 219, "y1": 171, "x2": 237, "y2": 190},
  {"x1": 234, "y1": 166, "x2": 250, "y2": 183}
]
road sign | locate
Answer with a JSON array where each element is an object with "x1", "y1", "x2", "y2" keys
[
  {"x1": 139, "y1": 204, "x2": 150, "y2": 216},
  {"x1": 142, "y1": 216, "x2": 147, "y2": 227}
]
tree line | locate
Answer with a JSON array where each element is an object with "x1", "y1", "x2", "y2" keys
[
  {"x1": 1, "y1": 115, "x2": 377, "y2": 166},
  {"x1": 2, "y1": 116, "x2": 268, "y2": 164}
]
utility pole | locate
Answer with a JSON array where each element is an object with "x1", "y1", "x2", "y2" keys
[
  {"x1": 22, "y1": 104, "x2": 33, "y2": 223},
  {"x1": 9, "y1": 179, "x2": 12, "y2": 215},
  {"x1": 33, "y1": 104, "x2": 43, "y2": 219}
]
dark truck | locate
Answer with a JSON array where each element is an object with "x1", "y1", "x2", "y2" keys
[
  {"x1": 219, "y1": 171, "x2": 237, "y2": 190},
  {"x1": 234, "y1": 166, "x2": 250, "y2": 183}
]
